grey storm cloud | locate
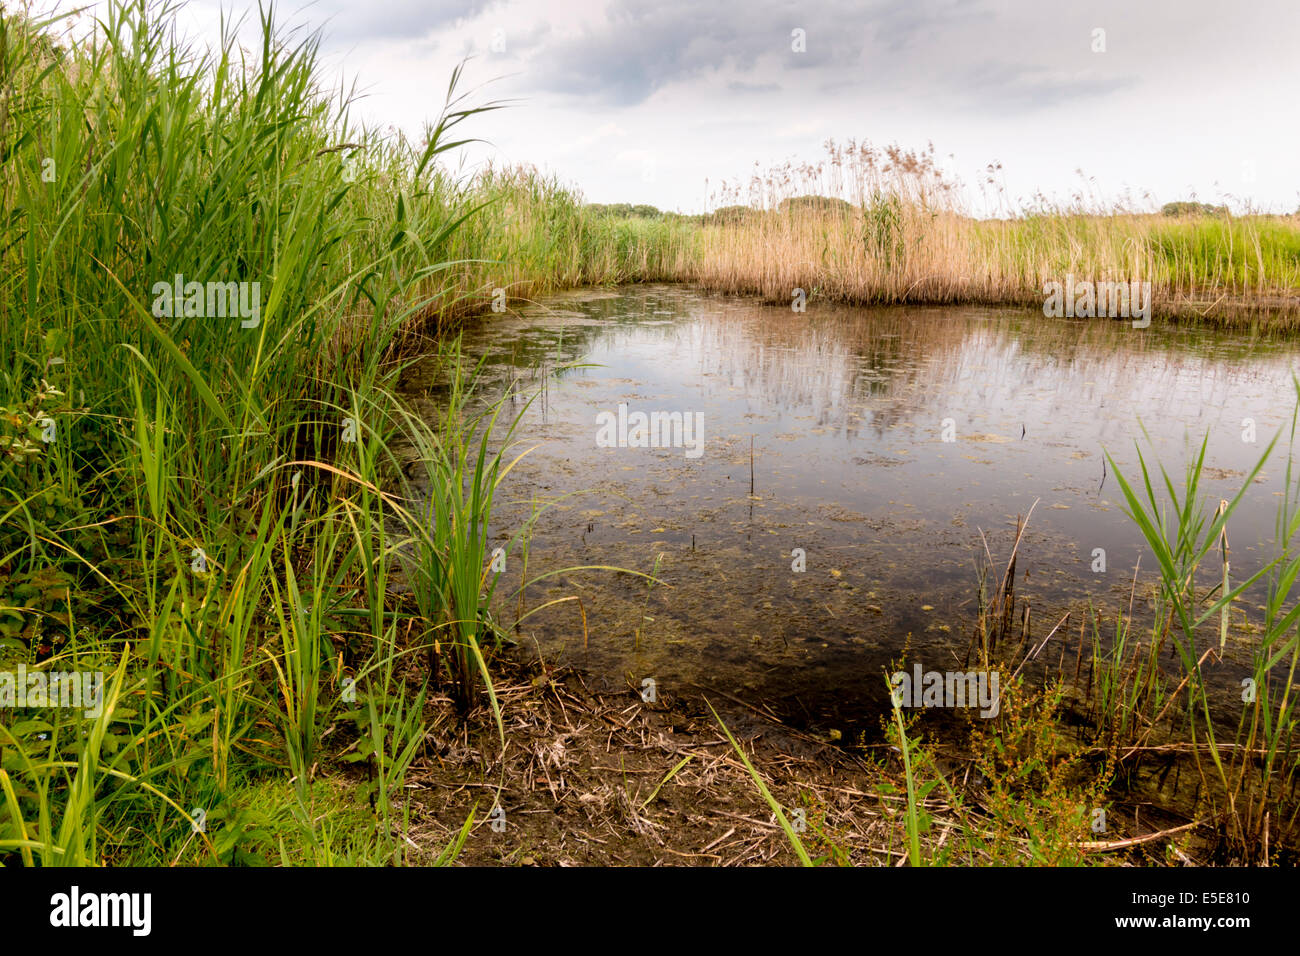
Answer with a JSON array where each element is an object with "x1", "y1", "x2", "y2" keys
[
  {"x1": 517, "y1": 0, "x2": 1135, "y2": 112},
  {"x1": 530, "y1": 0, "x2": 867, "y2": 104}
]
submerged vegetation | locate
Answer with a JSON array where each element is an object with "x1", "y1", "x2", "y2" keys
[{"x1": 0, "y1": 0, "x2": 1296, "y2": 868}]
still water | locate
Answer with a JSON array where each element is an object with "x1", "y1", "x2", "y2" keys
[{"x1": 413, "y1": 285, "x2": 1300, "y2": 734}]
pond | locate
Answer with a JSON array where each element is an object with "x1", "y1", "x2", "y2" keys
[{"x1": 410, "y1": 285, "x2": 1300, "y2": 738}]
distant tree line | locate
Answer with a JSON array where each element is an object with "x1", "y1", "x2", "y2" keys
[
  {"x1": 586, "y1": 197, "x2": 1287, "y2": 223},
  {"x1": 1160, "y1": 201, "x2": 1229, "y2": 217},
  {"x1": 583, "y1": 203, "x2": 666, "y2": 219},
  {"x1": 584, "y1": 194, "x2": 859, "y2": 226}
]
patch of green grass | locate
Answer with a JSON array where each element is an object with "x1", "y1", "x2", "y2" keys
[{"x1": 0, "y1": 0, "x2": 519, "y2": 866}]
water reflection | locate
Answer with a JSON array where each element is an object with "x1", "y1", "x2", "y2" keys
[{"x1": 409, "y1": 285, "x2": 1300, "y2": 733}]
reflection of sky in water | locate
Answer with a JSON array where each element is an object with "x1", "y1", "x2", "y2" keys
[{"x1": 439, "y1": 287, "x2": 1300, "y2": 728}]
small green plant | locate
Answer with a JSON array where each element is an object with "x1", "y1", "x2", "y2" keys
[
  {"x1": 967, "y1": 680, "x2": 1112, "y2": 866},
  {"x1": 887, "y1": 676, "x2": 931, "y2": 867},
  {"x1": 709, "y1": 701, "x2": 814, "y2": 866}
]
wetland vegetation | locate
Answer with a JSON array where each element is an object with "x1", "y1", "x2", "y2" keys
[{"x1": 1, "y1": 1, "x2": 1297, "y2": 867}]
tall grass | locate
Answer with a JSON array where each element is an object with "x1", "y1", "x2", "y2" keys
[
  {"x1": 432, "y1": 165, "x2": 698, "y2": 311},
  {"x1": 1104, "y1": 394, "x2": 1300, "y2": 861},
  {"x1": 0, "y1": 0, "x2": 537, "y2": 865},
  {"x1": 665, "y1": 141, "x2": 1300, "y2": 325}
]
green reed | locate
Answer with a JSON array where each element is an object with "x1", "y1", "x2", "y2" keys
[
  {"x1": 0, "y1": 0, "x2": 522, "y2": 865},
  {"x1": 1106, "y1": 386, "x2": 1300, "y2": 859}
]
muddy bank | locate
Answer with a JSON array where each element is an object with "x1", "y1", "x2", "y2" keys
[{"x1": 389, "y1": 651, "x2": 1212, "y2": 866}]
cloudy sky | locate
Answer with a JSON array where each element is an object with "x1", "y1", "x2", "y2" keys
[{"x1": 67, "y1": 1, "x2": 1300, "y2": 214}]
